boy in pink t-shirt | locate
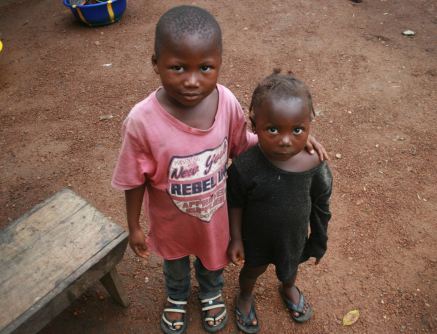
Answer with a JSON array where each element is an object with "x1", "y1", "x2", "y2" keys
[{"x1": 112, "y1": 6, "x2": 327, "y2": 334}]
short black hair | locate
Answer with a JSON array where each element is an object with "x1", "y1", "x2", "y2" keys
[
  {"x1": 154, "y1": 5, "x2": 222, "y2": 57},
  {"x1": 249, "y1": 69, "x2": 315, "y2": 127}
]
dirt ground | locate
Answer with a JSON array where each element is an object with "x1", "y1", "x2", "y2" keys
[{"x1": 1, "y1": 0, "x2": 436, "y2": 333}]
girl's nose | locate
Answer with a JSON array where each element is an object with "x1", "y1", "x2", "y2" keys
[
  {"x1": 184, "y1": 72, "x2": 200, "y2": 88},
  {"x1": 279, "y1": 134, "x2": 292, "y2": 146}
]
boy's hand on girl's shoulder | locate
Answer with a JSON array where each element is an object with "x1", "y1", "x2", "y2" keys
[
  {"x1": 227, "y1": 239, "x2": 245, "y2": 265},
  {"x1": 129, "y1": 228, "x2": 149, "y2": 259},
  {"x1": 306, "y1": 135, "x2": 329, "y2": 161}
]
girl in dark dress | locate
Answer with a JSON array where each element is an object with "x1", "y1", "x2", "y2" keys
[{"x1": 227, "y1": 70, "x2": 333, "y2": 333}]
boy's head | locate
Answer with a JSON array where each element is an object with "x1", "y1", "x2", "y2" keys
[
  {"x1": 154, "y1": 6, "x2": 222, "y2": 59},
  {"x1": 152, "y1": 6, "x2": 223, "y2": 108},
  {"x1": 249, "y1": 70, "x2": 315, "y2": 161}
]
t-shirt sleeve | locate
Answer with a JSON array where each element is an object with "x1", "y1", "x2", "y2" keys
[
  {"x1": 300, "y1": 163, "x2": 333, "y2": 262},
  {"x1": 227, "y1": 94, "x2": 257, "y2": 158},
  {"x1": 111, "y1": 116, "x2": 155, "y2": 190},
  {"x1": 226, "y1": 163, "x2": 247, "y2": 209}
]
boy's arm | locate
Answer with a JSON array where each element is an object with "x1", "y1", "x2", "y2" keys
[
  {"x1": 300, "y1": 164, "x2": 333, "y2": 264},
  {"x1": 125, "y1": 184, "x2": 149, "y2": 259},
  {"x1": 305, "y1": 135, "x2": 329, "y2": 161},
  {"x1": 228, "y1": 208, "x2": 245, "y2": 265},
  {"x1": 226, "y1": 163, "x2": 247, "y2": 265}
]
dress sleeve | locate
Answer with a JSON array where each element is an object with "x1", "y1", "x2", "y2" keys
[
  {"x1": 226, "y1": 163, "x2": 247, "y2": 209},
  {"x1": 300, "y1": 163, "x2": 333, "y2": 262},
  {"x1": 111, "y1": 116, "x2": 156, "y2": 190}
]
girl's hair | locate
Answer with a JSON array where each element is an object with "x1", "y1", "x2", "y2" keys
[{"x1": 249, "y1": 69, "x2": 315, "y2": 126}]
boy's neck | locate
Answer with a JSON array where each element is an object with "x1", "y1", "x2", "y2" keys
[{"x1": 156, "y1": 86, "x2": 219, "y2": 130}]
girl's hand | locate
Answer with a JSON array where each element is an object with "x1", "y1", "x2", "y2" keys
[
  {"x1": 305, "y1": 135, "x2": 329, "y2": 161},
  {"x1": 227, "y1": 239, "x2": 245, "y2": 265},
  {"x1": 129, "y1": 228, "x2": 149, "y2": 259}
]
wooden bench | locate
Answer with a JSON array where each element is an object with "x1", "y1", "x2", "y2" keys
[{"x1": 0, "y1": 189, "x2": 129, "y2": 334}]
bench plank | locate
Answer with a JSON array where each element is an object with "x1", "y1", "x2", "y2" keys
[{"x1": 0, "y1": 189, "x2": 129, "y2": 334}]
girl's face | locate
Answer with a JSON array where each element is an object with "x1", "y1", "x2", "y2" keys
[
  {"x1": 152, "y1": 34, "x2": 222, "y2": 109},
  {"x1": 253, "y1": 97, "x2": 311, "y2": 162}
]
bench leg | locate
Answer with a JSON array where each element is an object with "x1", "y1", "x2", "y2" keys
[{"x1": 100, "y1": 267, "x2": 129, "y2": 307}]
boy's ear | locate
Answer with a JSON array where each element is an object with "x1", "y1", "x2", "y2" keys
[{"x1": 151, "y1": 54, "x2": 159, "y2": 74}]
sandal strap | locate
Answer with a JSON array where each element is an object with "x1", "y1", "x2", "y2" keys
[
  {"x1": 200, "y1": 293, "x2": 222, "y2": 304},
  {"x1": 201, "y1": 302, "x2": 225, "y2": 312},
  {"x1": 286, "y1": 290, "x2": 305, "y2": 313},
  {"x1": 282, "y1": 287, "x2": 306, "y2": 314},
  {"x1": 167, "y1": 297, "x2": 187, "y2": 305},
  {"x1": 204, "y1": 308, "x2": 227, "y2": 322},
  {"x1": 291, "y1": 293, "x2": 305, "y2": 313},
  {"x1": 163, "y1": 308, "x2": 186, "y2": 314}
]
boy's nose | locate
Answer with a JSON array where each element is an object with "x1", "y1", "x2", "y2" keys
[{"x1": 184, "y1": 73, "x2": 200, "y2": 88}]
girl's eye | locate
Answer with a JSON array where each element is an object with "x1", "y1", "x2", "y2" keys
[
  {"x1": 293, "y1": 127, "x2": 304, "y2": 135},
  {"x1": 200, "y1": 65, "x2": 212, "y2": 73},
  {"x1": 267, "y1": 127, "x2": 279, "y2": 134},
  {"x1": 171, "y1": 66, "x2": 184, "y2": 73}
]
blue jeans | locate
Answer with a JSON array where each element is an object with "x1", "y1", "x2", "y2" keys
[{"x1": 163, "y1": 256, "x2": 224, "y2": 301}]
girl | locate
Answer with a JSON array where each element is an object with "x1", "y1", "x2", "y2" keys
[{"x1": 227, "y1": 70, "x2": 333, "y2": 333}]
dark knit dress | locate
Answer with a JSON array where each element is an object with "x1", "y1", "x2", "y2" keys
[{"x1": 227, "y1": 145, "x2": 332, "y2": 282}]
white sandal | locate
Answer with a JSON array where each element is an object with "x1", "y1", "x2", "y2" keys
[
  {"x1": 160, "y1": 297, "x2": 188, "y2": 334},
  {"x1": 200, "y1": 293, "x2": 228, "y2": 333}
]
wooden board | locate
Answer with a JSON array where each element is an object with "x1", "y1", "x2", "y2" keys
[{"x1": 0, "y1": 189, "x2": 129, "y2": 334}]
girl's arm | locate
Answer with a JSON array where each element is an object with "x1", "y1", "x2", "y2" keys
[
  {"x1": 228, "y1": 208, "x2": 245, "y2": 265},
  {"x1": 125, "y1": 184, "x2": 149, "y2": 259},
  {"x1": 300, "y1": 164, "x2": 333, "y2": 263}
]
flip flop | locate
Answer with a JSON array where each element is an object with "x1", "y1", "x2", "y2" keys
[
  {"x1": 280, "y1": 286, "x2": 313, "y2": 323},
  {"x1": 235, "y1": 298, "x2": 260, "y2": 334}
]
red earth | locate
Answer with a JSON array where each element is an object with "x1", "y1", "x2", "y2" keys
[{"x1": 0, "y1": 0, "x2": 436, "y2": 333}]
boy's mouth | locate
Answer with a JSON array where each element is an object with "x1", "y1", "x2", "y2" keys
[
  {"x1": 181, "y1": 92, "x2": 201, "y2": 97},
  {"x1": 180, "y1": 92, "x2": 201, "y2": 101}
]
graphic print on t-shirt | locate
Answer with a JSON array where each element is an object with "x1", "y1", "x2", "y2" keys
[{"x1": 168, "y1": 139, "x2": 228, "y2": 222}]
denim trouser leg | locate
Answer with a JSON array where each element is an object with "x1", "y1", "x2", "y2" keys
[
  {"x1": 163, "y1": 256, "x2": 191, "y2": 301},
  {"x1": 194, "y1": 257, "x2": 224, "y2": 300}
]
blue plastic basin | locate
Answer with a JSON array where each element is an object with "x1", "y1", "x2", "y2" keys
[{"x1": 63, "y1": 0, "x2": 127, "y2": 27}]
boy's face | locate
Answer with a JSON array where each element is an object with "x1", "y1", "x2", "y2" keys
[
  {"x1": 152, "y1": 34, "x2": 222, "y2": 108},
  {"x1": 254, "y1": 97, "x2": 311, "y2": 162}
]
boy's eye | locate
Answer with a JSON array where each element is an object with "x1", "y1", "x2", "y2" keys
[
  {"x1": 200, "y1": 65, "x2": 212, "y2": 73},
  {"x1": 293, "y1": 127, "x2": 304, "y2": 135},
  {"x1": 267, "y1": 127, "x2": 279, "y2": 134},
  {"x1": 171, "y1": 66, "x2": 184, "y2": 73}
]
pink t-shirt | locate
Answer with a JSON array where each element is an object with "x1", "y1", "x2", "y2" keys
[{"x1": 112, "y1": 84, "x2": 256, "y2": 270}]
